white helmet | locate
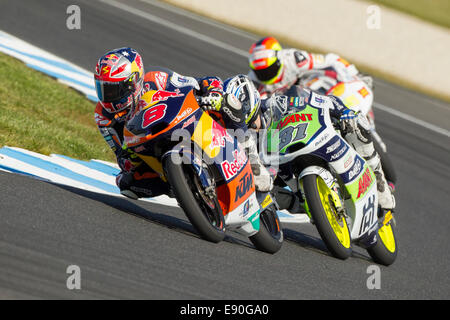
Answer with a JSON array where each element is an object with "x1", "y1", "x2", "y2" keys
[{"x1": 223, "y1": 75, "x2": 261, "y2": 126}]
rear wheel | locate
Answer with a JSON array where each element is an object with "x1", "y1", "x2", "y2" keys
[
  {"x1": 367, "y1": 215, "x2": 397, "y2": 266},
  {"x1": 249, "y1": 205, "x2": 283, "y2": 254},
  {"x1": 303, "y1": 174, "x2": 352, "y2": 260},
  {"x1": 164, "y1": 156, "x2": 225, "y2": 243}
]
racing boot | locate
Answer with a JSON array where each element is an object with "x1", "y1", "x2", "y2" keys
[
  {"x1": 116, "y1": 169, "x2": 171, "y2": 200},
  {"x1": 343, "y1": 114, "x2": 395, "y2": 210},
  {"x1": 366, "y1": 153, "x2": 396, "y2": 210}
]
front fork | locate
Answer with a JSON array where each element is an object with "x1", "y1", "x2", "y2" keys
[{"x1": 298, "y1": 166, "x2": 346, "y2": 222}]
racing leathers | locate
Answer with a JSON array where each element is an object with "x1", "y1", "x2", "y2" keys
[
  {"x1": 95, "y1": 68, "x2": 271, "y2": 199},
  {"x1": 248, "y1": 49, "x2": 366, "y2": 98},
  {"x1": 263, "y1": 86, "x2": 395, "y2": 211},
  {"x1": 197, "y1": 76, "x2": 273, "y2": 192}
]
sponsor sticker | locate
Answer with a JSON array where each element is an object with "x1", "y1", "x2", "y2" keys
[{"x1": 221, "y1": 149, "x2": 248, "y2": 181}]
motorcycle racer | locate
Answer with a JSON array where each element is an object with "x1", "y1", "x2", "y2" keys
[
  {"x1": 94, "y1": 48, "x2": 272, "y2": 200},
  {"x1": 247, "y1": 36, "x2": 372, "y2": 98},
  {"x1": 196, "y1": 74, "x2": 274, "y2": 193},
  {"x1": 260, "y1": 86, "x2": 396, "y2": 212}
]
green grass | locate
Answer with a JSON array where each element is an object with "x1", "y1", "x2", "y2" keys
[
  {"x1": 0, "y1": 52, "x2": 115, "y2": 162},
  {"x1": 364, "y1": 0, "x2": 450, "y2": 29}
]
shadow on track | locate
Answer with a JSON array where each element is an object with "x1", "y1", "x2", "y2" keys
[
  {"x1": 51, "y1": 183, "x2": 255, "y2": 250},
  {"x1": 283, "y1": 227, "x2": 374, "y2": 262}
]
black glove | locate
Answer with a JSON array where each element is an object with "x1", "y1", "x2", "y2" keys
[{"x1": 117, "y1": 146, "x2": 140, "y2": 172}]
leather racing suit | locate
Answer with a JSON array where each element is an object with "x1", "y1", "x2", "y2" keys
[{"x1": 248, "y1": 49, "x2": 361, "y2": 98}]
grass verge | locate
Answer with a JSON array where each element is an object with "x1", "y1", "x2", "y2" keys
[
  {"x1": 364, "y1": 0, "x2": 450, "y2": 29},
  {"x1": 0, "y1": 52, "x2": 115, "y2": 162}
]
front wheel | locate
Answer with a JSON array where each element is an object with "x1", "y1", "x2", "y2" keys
[
  {"x1": 303, "y1": 174, "x2": 352, "y2": 260},
  {"x1": 164, "y1": 156, "x2": 226, "y2": 243},
  {"x1": 367, "y1": 215, "x2": 397, "y2": 266},
  {"x1": 249, "y1": 205, "x2": 283, "y2": 254}
]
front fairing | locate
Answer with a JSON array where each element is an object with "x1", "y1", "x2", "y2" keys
[{"x1": 124, "y1": 87, "x2": 261, "y2": 229}]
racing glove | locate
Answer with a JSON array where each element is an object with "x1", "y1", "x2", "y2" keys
[
  {"x1": 339, "y1": 109, "x2": 358, "y2": 134},
  {"x1": 198, "y1": 77, "x2": 224, "y2": 111},
  {"x1": 117, "y1": 144, "x2": 141, "y2": 173}
]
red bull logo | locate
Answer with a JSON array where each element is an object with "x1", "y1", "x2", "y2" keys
[
  {"x1": 151, "y1": 90, "x2": 184, "y2": 103},
  {"x1": 210, "y1": 120, "x2": 233, "y2": 149},
  {"x1": 209, "y1": 79, "x2": 223, "y2": 90},
  {"x1": 221, "y1": 149, "x2": 248, "y2": 181}
]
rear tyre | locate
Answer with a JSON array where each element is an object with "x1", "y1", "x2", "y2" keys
[
  {"x1": 303, "y1": 174, "x2": 352, "y2": 260},
  {"x1": 164, "y1": 156, "x2": 225, "y2": 243},
  {"x1": 249, "y1": 205, "x2": 283, "y2": 254},
  {"x1": 367, "y1": 220, "x2": 397, "y2": 266}
]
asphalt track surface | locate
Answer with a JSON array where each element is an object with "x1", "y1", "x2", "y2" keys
[{"x1": 0, "y1": 0, "x2": 449, "y2": 299}]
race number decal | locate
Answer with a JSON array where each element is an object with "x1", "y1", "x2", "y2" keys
[
  {"x1": 279, "y1": 123, "x2": 309, "y2": 151},
  {"x1": 359, "y1": 194, "x2": 376, "y2": 235},
  {"x1": 142, "y1": 104, "x2": 167, "y2": 128}
]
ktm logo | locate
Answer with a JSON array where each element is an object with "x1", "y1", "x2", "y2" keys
[
  {"x1": 235, "y1": 172, "x2": 253, "y2": 201},
  {"x1": 357, "y1": 168, "x2": 373, "y2": 199}
]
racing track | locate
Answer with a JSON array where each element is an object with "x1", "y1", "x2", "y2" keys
[{"x1": 0, "y1": 0, "x2": 449, "y2": 299}]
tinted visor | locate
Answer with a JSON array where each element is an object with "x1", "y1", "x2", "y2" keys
[
  {"x1": 95, "y1": 79, "x2": 133, "y2": 103},
  {"x1": 253, "y1": 60, "x2": 281, "y2": 82}
]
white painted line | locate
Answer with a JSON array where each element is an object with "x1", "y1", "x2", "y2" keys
[
  {"x1": 138, "y1": 0, "x2": 258, "y2": 41},
  {"x1": 373, "y1": 102, "x2": 450, "y2": 138},
  {"x1": 98, "y1": 0, "x2": 249, "y2": 57},
  {"x1": 0, "y1": 153, "x2": 109, "y2": 195},
  {"x1": 278, "y1": 210, "x2": 310, "y2": 224},
  {"x1": 91, "y1": 159, "x2": 120, "y2": 170},
  {"x1": 49, "y1": 154, "x2": 117, "y2": 185},
  {"x1": 0, "y1": 30, "x2": 92, "y2": 76}
]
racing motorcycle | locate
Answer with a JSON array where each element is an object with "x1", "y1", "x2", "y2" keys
[
  {"x1": 262, "y1": 88, "x2": 397, "y2": 265},
  {"x1": 297, "y1": 70, "x2": 397, "y2": 185},
  {"x1": 122, "y1": 85, "x2": 283, "y2": 254}
]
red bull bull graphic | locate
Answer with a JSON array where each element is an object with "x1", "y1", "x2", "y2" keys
[
  {"x1": 151, "y1": 89, "x2": 184, "y2": 103},
  {"x1": 210, "y1": 120, "x2": 233, "y2": 149}
]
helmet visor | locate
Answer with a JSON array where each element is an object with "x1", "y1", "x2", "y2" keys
[
  {"x1": 253, "y1": 60, "x2": 282, "y2": 83},
  {"x1": 95, "y1": 78, "x2": 133, "y2": 103}
]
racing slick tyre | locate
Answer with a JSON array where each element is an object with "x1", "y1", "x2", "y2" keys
[
  {"x1": 249, "y1": 204, "x2": 283, "y2": 254},
  {"x1": 164, "y1": 156, "x2": 226, "y2": 243},
  {"x1": 303, "y1": 174, "x2": 352, "y2": 260},
  {"x1": 367, "y1": 218, "x2": 397, "y2": 266}
]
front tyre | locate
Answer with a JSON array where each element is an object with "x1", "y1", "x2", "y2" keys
[
  {"x1": 367, "y1": 218, "x2": 397, "y2": 266},
  {"x1": 164, "y1": 156, "x2": 225, "y2": 243},
  {"x1": 303, "y1": 174, "x2": 352, "y2": 260},
  {"x1": 249, "y1": 205, "x2": 283, "y2": 254}
]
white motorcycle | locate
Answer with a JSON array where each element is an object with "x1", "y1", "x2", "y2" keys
[{"x1": 262, "y1": 88, "x2": 397, "y2": 265}]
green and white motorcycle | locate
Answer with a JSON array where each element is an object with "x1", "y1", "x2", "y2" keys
[{"x1": 262, "y1": 90, "x2": 397, "y2": 265}]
